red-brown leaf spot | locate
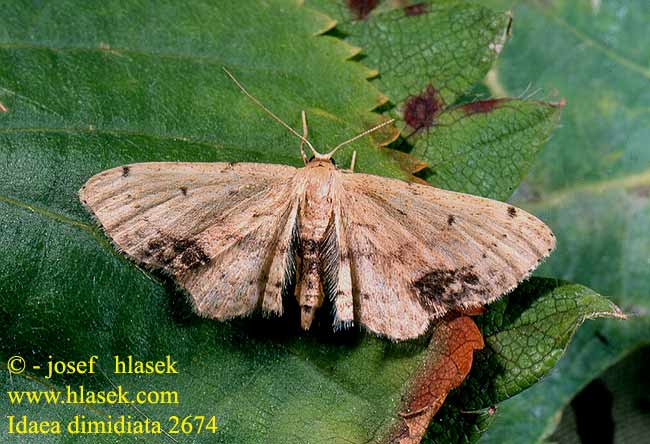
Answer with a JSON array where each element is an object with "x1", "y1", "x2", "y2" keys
[
  {"x1": 0, "y1": 101, "x2": 8, "y2": 113},
  {"x1": 403, "y1": 85, "x2": 445, "y2": 132},
  {"x1": 387, "y1": 315, "x2": 484, "y2": 444},
  {"x1": 347, "y1": 0, "x2": 379, "y2": 20},
  {"x1": 404, "y1": 2, "x2": 428, "y2": 16},
  {"x1": 461, "y1": 98, "x2": 508, "y2": 115}
]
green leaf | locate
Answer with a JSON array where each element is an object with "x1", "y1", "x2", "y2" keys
[
  {"x1": 473, "y1": 0, "x2": 650, "y2": 442},
  {"x1": 412, "y1": 99, "x2": 562, "y2": 200},
  {"x1": 550, "y1": 345, "x2": 650, "y2": 444},
  {"x1": 309, "y1": 0, "x2": 508, "y2": 106},
  {"x1": 481, "y1": 187, "x2": 650, "y2": 444},
  {"x1": 0, "y1": 1, "x2": 626, "y2": 443},
  {"x1": 422, "y1": 278, "x2": 624, "y2": 444},
  {"x1": 460, "y1": 279, "x2": 625, "y2": 409},
  {"x1": 480, "y1": 317, "x2": 650, "y2": 444},
  {"x1": 308, "y1": 0, "x2": 561, "y2": 201},
  {"x1": 0, "y1": 0, "x2": 406, "y2": 179}
]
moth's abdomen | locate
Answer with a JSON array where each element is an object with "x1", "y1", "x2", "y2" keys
[
  {"x1": 295, "y1": 169, "x2": 337, "y2": 330},
  {"x1": 297, "y1": 239, "x2": 323, "y2": 330}
]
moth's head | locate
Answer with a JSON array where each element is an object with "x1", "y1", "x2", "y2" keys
[
  {"x1": 306, "y1": 155, "x2": 337, "y2": 169},
  {"x1": 306, "y1": 118, "x2": 395, "y2": 165}
]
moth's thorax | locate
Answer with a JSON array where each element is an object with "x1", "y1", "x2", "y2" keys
[{"x1": 297, "y1": 159, "x2": 338, "y2": 236}]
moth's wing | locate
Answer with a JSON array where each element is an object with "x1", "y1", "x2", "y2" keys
[
  {"x1": 80, "y1": 162, "x2": 300, "y2": 319},
  {"x1": 337, "y1": 172, "x2": 555, "y2": 340}
]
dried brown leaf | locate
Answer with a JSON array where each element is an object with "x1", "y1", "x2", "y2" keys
[{"x1": 387, "y1": 315, "x2": 484, "y2": 444}]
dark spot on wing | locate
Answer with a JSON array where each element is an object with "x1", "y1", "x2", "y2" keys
[
  {"x1": 122, "y1": 166, "x2": 130, "y2": 177},
  {"x1": 403, "y1": 85, "x2": 445, "y2": 132},
  {"x1": 146, "y1": 238, "x2": 164, "y2": 252},
  {"x1": 144, "y1": 235, "x2": 209, "y2": 271},
  {"x1": 353, "y1": 222, "x2": 378, "y2": 233},
  {"x1": 173, "y1": 238, "x2": 210, "y2": 268},
  {"x1": 144, "y1": 238, "x2": 172, "y2": 266},
  {"x1": 461, "y1": 98, "x2": 508, "y2": 115},
  {"x1": 447, "y1": 215, "x2": 455, "y2": 226},
  {"x1": 179, "y1": 186, "x2": 188, "y2": 196},
  {"x1": 412, "y1": 266, "x2": 488, "y2": 313},
  {"x1": 346, "y1": 0, "x2": 378, "y2": 20},
  {"x1": 404, "y1": 2, "x2": 428, "y2": 16},
  {"x1": 462, "y1": 272, "x2": 479, "y2": 285},
  {"x1": 507, "y1": 206, "x2": 517, "y2": 218}
]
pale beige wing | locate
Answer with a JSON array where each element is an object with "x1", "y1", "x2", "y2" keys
[
  {"x1": 337, "y1": 171, "x2": 555, "y2": 340},
  {"x1": 80, "y1": 162, "x2": 300, "y2": 319}
]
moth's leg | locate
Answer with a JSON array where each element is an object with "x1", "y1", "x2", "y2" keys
[
  {"x1": 349, "y1": 151, "x2": 357, "y2": 173},
  {"x1": 342, "y1": 151, "x2": 357, "y2": 173},
  {"x1": 300, "y1": 110, "x2": 309, "y2": 165}
]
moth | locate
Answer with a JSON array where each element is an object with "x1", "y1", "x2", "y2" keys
[{"x1": 79, "y1": 68, "x2": 555, "y2": 340}]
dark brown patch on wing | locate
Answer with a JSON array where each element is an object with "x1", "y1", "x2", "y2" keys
[
  {"x1": 412, "y1": 266, "x2": 487, "y2": 313},
  {"x1": 447, "y1": 215, "x2": 455, "y2": 226},
  {"x1": 346, "y1": 0, "x2": 378, "y2": 20},
  {"x1": 507, "y1": 206, "x2": 517, "y2": 218},
  {"x1": 404, "y1": 2, "x2": 428, "y2": 16},
  {"x1": 122, "y1": 166, "x2": 130, "y2": 177},
  {"x1": 143, "y1": 234, "x2": 209, "y2": 272},
  {"x1": 403, "y1": 85, "x2": 445, "y2": 132},
  {"x1": 173, "y1": 238, "x2": 210, "y2": 269},
  {"x1": 179, "y1": 186, "x2": 188, "y2": 196}
]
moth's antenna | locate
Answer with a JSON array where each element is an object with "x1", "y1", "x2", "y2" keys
[
  {"x1": 323, "y1": 118, "x2": 395, "y2": 159},
  {"x1": 222, "y1": 67, "x2": 318, "y2": 156},
  {"x1": 300, "y1": 110, "x2": 309, "y2": 165}
]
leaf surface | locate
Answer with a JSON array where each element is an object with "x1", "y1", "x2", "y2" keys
[
  {"x1": 0, "y1": 2, "x2": 477, "y2": 443},
  {"x1": 474, "y1": 1, "x2": 650, "y2": 442},
  {"x1": 0, "y1": 1, "x2": 626, "y2": 444},
  {"x1": 308, "y1": 0, "x2": 562, "y2": 201},
  {"x1": 423, "y1": 278, "x2": 625, "y2": 444}
]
